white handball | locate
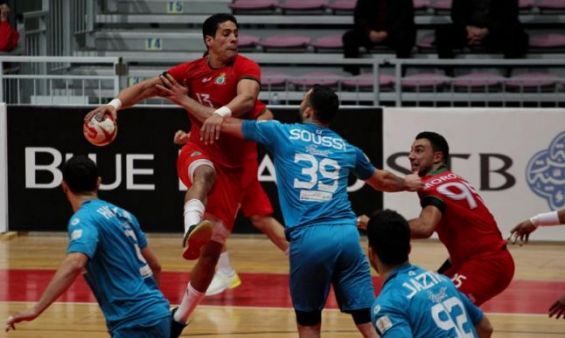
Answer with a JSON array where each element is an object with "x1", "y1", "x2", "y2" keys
[{"x1": 83, "y1": 114, "x2": 118, "y2": 146}]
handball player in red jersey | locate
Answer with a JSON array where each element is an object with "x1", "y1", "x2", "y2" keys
[{"x1": 407, "y1": 131, "x2": 514, "y2": 305}]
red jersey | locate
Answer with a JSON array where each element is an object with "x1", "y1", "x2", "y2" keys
[
  {"x1": 167, "y1": 54, "x2": 261, "y2": 168},
  {"x1": 0, "y1": 21, "x2": 19, "y2": 52},
  {"x1": 418, "y1": 168, "x2": 507, "y2": 268}
]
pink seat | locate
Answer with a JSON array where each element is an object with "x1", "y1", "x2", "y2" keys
[
  {"x1": 402, "y1": 73, "x2": 451, "y2": 89},
  {"x1": 413, "y1": 0, "x2": 431, "y2": 10},
  {"x1": 326, "y1": 0, "x2": 355, "y2": 12},
  {"x1": 504, "y1": 73, "x2": 560, "y2": 90},
  {"x1": 262, "y1": 71, "x2": 289, "y2": 87},
  {"x1": 312, "y1": 35, "x2": 343, "y2": 50},
  {"x1": 452, "y1": 72, "x2": 505, "y2": 89},
  {"x1": 229, "y1": 0, "x2": 277, "y2": 10},
  {"x1": 278, "y1": 0, "x2": 326, "y2": 11},
  {"x1": 430, "y1": 0, "x2": 452, "y2": 10},
  {"x1": 237, "y1": 34, "x2": 260, "y2": 48},
  {"x1": 417, "y1": 34, "x2": 435, "y2": 49},
  {"x1": 529, "y1": 34, "x2": 565, "y2": 48},
  {"x1": 290, "y1": 71, "x2": 342, "y2": 87},
  {"x1": 258, "y1": 35, "x2": 312, "y2": 49},
  {"x1": 342, "y1": 73, "x2": 395, "y2": 89},
  {"x1": 519, "y1": 0, "x2": 535, "y2": 9},
  {"x1": 537, "y1": 0, "x2": 565, "y2": 10}
]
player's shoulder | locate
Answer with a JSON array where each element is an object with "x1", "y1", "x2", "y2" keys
[{"x1": 235, "y1": 54, "x2": 259, "y2": 66}]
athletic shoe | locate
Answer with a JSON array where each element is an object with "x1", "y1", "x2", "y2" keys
[
  {"x1": 170, "y1": 308, "x2": 187, "y2": 338},
  {"x1": 205, "y1": 270, "x2": 242, "y2": 296},
  {"x1": 182, "y1": 220, "x2": 213, "y2": 260}
]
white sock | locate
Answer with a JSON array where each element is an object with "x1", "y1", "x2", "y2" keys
[
  {"x1": 184, "y1": 199, "x2": 205, "y2": 234},
  {"x1": 174, "y1": 282, "x2": 205, "y2": 324},
  {"x1": 217, "y1": 251, "x2": 235, "y2": 276}
]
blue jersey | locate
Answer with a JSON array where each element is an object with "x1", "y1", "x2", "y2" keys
[
  {"x1": 372, "y1": 264, "x2": 483, "y2": 338},
  {"x1": 242, "y1": 120, "x2": 375, "y2": 228},
  {"x1": 66, "y1": 199, "x2": 170, "y2": 332}
]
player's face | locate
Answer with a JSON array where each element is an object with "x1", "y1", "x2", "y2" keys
[
  {"x1": 409, "y1": 138, "x2": 435, "y2": 176},
  {"x1": 206, "y1": 20, "x2": 238, "y2": 64}
]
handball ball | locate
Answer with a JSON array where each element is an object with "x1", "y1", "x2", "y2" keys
[{"x1": 83, "y1": 114, "x2": 118, "y2": 146}]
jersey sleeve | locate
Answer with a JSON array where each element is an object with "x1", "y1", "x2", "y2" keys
[
  {"x1": 353, "y1": 146, "x2": 376, "y2": 180},
  {"x1": 420, "y1": 194, "x2": 446, "y2": 214},
  {"x1": 372, "y1": 302, "x2": 414, "y2": 338},
  {"x1": 459, "y1": 291, "x2": 484, "y2": 325},
  {"x1": 166, "y1": 62, "x2": 191, "y2": 83},
  {"x1": 242, "y1": 120, "x2": 282, "y2": 149},
  {"x1": 236, "y1": 58, "x2": 261, "y2": 83},
  {"x1": 66, "y1": 215, "x2": 99, "y2": 258}
]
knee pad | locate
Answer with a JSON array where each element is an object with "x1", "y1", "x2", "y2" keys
[
  {"x1": 295, "y1": 310, "x2": 321, "y2": 326},
  {"x1": 350, "y1": 308, "x2": 371, "y2": 325}
]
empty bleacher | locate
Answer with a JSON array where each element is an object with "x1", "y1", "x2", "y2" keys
[{"x1": 2, "y1": 0, "x2": 565, "y2": 106}]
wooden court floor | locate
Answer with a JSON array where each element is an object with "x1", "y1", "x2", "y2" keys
[{"x1": 1, "y1": 232, "x2": 565, "y2": 337}]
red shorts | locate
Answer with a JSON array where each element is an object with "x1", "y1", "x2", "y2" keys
[
  {"x1": 177, "y1": 143, "x2": 243, "y2": 231},
  {"x1": 240, "y1": 158, "x2": 273, "y2": 217},
  {"x1": 444, "y1": 247, "x2": 515, "y2": 305}
]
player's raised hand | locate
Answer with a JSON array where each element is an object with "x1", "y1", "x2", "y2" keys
[
  {"x1": 84, "y1": 104, "x2": 117, "y2": 124},
  {"x1": 404, "y1": 171, "x2": 424, "y2": 191},
  {"x1": 549, "y1": 294, "x2": 565, "y2": 319},
  {"x1": 200, "y1": 114, "x2": 224, "y2": 145},
  {"x1": 5, "y1": 308, "x2": 40, "y2": 332},
  {"x1": 508, "y1": 219, "x2": 537, "y2": 245},
  {"x1": 174, "y1": 130, "x2": 189, "y2": 145},
  {"x1": 156, "y1": 73, "x2": 189, "y2": 106}
]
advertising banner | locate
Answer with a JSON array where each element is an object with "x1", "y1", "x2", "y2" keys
[
  {"x1": 7, "y1": 106, "x2": 383, "y2": 233},
  {"x1": 383, "y1": 108, "x2": 565, "y2": 241}
]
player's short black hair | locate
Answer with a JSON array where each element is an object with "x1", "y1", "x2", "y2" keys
[
  {"x1": 62, "y1": 155, "x2": 98, "y2": 194},
  {"x1": 202, "y1": 13, "x2": 238, "y2": 40},
  {"x1": 416, "y1": 131, "x2": 450, "y2": 163},
  {"x1": 367, "y1": 209, "x2": 410, "y2": 266},
  {"x1": 308, "y1": 85, "x2": 339, "y2": 123}
]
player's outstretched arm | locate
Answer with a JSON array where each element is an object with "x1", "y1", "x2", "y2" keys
[
  {"x1": 509, "y1": 209, "x2": 565, "y2": 245},
  {"x1": 5, "y1": 253, "x2": 87, "y2": 332},
  {"x1": 364, "y1": 169, "x2": 422, "y2": 192},
  {"x1": 141, "y1": 247, "x2": 162, "y2": 286},
  {"x1": 408, "y1": 205, "x2": 442, "y2": 239},
  {"x1": 85, "y1": 76, "x2": 164, "y2": 122}
]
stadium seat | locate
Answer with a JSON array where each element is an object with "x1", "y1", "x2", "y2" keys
[
  {"x1": 342, "y1": 73, "x2": 395, "y2": 91},
  {"x1": 537, "y1": 0, "x2": 565, "y2": 11},
  {"x1": 258, "y1": 35, "x2": 312, "y2": 51},
  {"x1": 237, "y1": 34, "x2": 260, "y2": 49},
  {"x1": 413, "y1": 0, "x2": 432, "y2": 11},
  {"x1": 504, "y1": 72, "x2": 561, "y2": 91},
  {"x1": 277, "y1": 0, "x2": 327, "y2": 13},
  {"x1": 311, "y1": 34, "x2": 344, "y2": 52},
  {"x1": 325, "y1": 0, "x2": 355, "y2": 14},
  {"x1": 519, "y1": 0, "x2": 536, "y2": 11},
  {"x1": 229, "y1": 0, "x2": 278, "y2": 13},
  {"x1": 529, "y1": 33, "x2": 565, "y2": 48},
  {"x1": 402, "y1": 73, "x2": 451, "y2": 91},
  {"x1": 430, "y1": 0, "x2": 452, "y2": 11},
  {"x1": 416, "y1": 34, "x2": 435, "y2": 51},
  {"x1": 452, "y1": 72, "x2": 506, "y2": 91},
  {"x1": 289, "y1": 71, "x2": 343, "y2": 88},
  {"x1": 262, "y1": 70, "x2": 290, "y2": 89}
]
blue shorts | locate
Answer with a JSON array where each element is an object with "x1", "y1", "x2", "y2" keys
[
  {"x1": 111, "y1": 315, "x2": 170, "y2": 338},
  {"x1": 288, "y1": 223, "x2": 374, "y2": 313}
]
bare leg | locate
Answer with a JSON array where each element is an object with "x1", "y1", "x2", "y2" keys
[{"x1": 297, "y1": 323, "x2": 321, "y2": 338}]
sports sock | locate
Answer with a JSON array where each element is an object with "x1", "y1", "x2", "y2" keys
[
  {"x1": 174, "y1": 282, "x2": 205, "y2": 324},
  {"x1": 217, "y1": 251, "x2": 235, "y2": 276},
  {"x1": 184, "y1": 199, "x2": 205, "y2": 233}
]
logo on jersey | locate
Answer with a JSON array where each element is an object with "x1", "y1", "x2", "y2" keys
[
  {"x1": 71, "y1": 217, "x2": 80, "y2": 226},
  {"x1": 214, "y1": 73, "x2": 226, "y2": 85},
  {"x1": 525, "y1": 131, "x2": 565, "y2": 210},
  {"x1": 375, "y1": 315, "x2": 393, "y2": 333},
  {"x1": 71, "y1": 229, "x2": 83, "y2": 240},
  {"x1": 190, "y1": 151, "x2": 202, "y2": 157},
  {"x1": 201, "y1": 76, "x2": 213, "y2": 83}
]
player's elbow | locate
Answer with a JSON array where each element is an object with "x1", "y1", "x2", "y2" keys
[{"x1": 476, "y1": 317, "x2": 493, "y2": 338}]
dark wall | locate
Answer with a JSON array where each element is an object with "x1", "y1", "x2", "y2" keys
[{"x1": 7, "y1": 106, "x2": 383, "y2": 233}]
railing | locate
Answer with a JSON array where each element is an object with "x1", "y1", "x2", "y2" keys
[{"x1": 0, "y1": 56, "x2": 122, "y2": 104}]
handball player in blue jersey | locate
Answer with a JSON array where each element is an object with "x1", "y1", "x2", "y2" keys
[
  {"x1": 158, "y1": 82, "x2": 422, "y2": 337},
  {"x1": 366, "y1": 209, "x2": 493, "y2": 338},
  {"x1": 5, "y1": 156, "x2": 171, "y2": 337}
]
